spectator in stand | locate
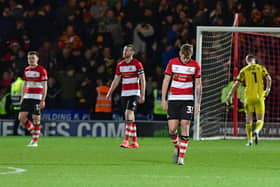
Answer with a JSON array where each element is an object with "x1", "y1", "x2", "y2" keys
[
  {"x1": 11, "y1": 48, "x2": 27, "y2": 73},
  {"x1": 38, "y1": 40, "x2": 57, "y2": 71},
  {"x1": 133, "y1": 21, "x2": 154, "y2": 55},
  {"x1": 46, "y1": 76, "x2": 62, "y2": 109},
  {"x1": 57, "y1": 65, "x2": 84, "y2": 109},
  {"x1": 57, "y1": 25, "x2": 83, "y2": 51}
]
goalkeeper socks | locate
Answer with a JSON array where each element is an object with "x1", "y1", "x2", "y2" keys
[
  {"x1": 131, "y1": 123, "x2": 138, "y2": 143},
  {"x1": 24, "y1": 120, "x2": 34, "y2": 132},
  {"x1": 245, "y1": 123, "x2": 253, "y2": 142},
  {"x1": 255, "y1": 120, "x2": 264, "y2": 134},
  {"x1": 170, "y1": 133, "x2": 179, "y2": 149},
  {"x1": 179, "y1": 136, "x2": 189, "y2": 158},
  {"x1": 32, "y1": 125, "x2": 42, "y2": 142}
]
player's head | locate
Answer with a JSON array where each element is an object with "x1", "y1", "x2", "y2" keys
[
  {"x1": 179, "y1": 43, "x2": 193, "y2": 63},
  {"x1": 122, "y1": 44, "x2": 136, "y2": 59},
  {"x1": 245, "y1": 54, "x2": 257, "y2": 64},
  {"x1": 27, "y1": 51, "x2": 39, "y2": 67}
]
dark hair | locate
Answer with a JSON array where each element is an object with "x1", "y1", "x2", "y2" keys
[
  {"x1": 27, "y1": 51, "x2": 39, "y2": 57},
  {"x1": 180, "y1": 43, "x2": 193, "y2": 58},
  {"x1": 246, "y1": 54, "x2": 256, "y2": 62},
  {"x1": 124, "y1": 44, "x2": 136, "y2": 52}
]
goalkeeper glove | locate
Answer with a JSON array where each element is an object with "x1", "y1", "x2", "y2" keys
[
  {"x1": 264, "y1": 88, "x2": 270, "y2": 97},
  {"x1": 226, "y1": 94, "x2": 232, "y2": 106}
]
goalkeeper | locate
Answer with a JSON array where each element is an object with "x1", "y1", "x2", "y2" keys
[{"x1": 226, "y1": 54, "x2": 271, "y2": 146}]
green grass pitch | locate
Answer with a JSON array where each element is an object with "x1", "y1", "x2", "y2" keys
[{"x1": 0, "y1": 137, "x2": 280, "y2": 187}]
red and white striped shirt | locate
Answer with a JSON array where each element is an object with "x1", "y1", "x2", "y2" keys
[
  {"x1": 116, "y1": 58, "x2": 144, "y2": 97},
  {"x1": 23, "y1": 65, "x2": 48, "y2": 100},
  {"x1": 165, "y1": 58, "x2": 201, "y2": 101}
]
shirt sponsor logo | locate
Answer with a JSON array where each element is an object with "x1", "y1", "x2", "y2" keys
[
  {"x1": 120, "y1": 65, "x2": 136, "y2": 72},
  {"x1": 25, "y1": 71, "x2": 40, "y2": 78},
  {"x1": 172, "y1": 65, "x2": 195, "y2": 74}
]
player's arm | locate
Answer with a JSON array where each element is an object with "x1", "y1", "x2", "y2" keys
[
  {"x1": 139, "y1": 73, "x2": 146, "y2": 104},
  {"x1": 194, "y1": 77, "x2": 202, "y2": 115},
  {"x1": 226, "y1": 80, "x2": 240, "y2": 105},
  {"x1": 161, "y1": 74, "x2": 171, "y2": 110},
  {"x1": 264, "y1": 74, "x2": 272, "y2": 97},
  {"x1": 40, "y1": 80, "x2": 48, "y2": 109},
  {"x1": 106, "y1": 74, "x2": 121, "y2": 99}
]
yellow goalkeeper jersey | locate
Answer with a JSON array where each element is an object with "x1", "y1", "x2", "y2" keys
[{"x1": 237, "y1": 64, "x2": 269, "y2": 101}]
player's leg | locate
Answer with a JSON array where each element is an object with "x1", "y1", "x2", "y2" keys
[
  {"x1": 126, "y1": 96, "x2": 139, "y2": 148},
  {"x1": 28, "y1": 114, "x2": 42, "y2": 147},
  {"x1": 167, "y1": 101, "x2": 180, "y2": 163},
  {"x1": 244, "y1": 101, "x2": 254, "y2": 146},
  {"x1": 126, "y1": 109, "x2": 139, "y2": 148},
  {"x1": 18, "y1": 111, "x2": 34, "y2": 133},
  {"x1": 177, "y1": 100, "x2": 193, "y2": 165},
  {"x1": 27, "y1": 100, "x2": 42, "y2": 147},
  {"x1": 254, "y1": 98, "x2": 265, "y2": 145},
  {"x1": 120, "y1": 97, "x2": 130, "y2": 148},
  {"x1": 168, "y1": 119, "x2": 180, "y2": 163},
  {"x1": 245, "y1": 112, "x2": 254, "y2": 146},
  {"x1": 178, "y1": 120, "x2": 190, "y2": 165},
  {"x1": 18, "y1": 99, "x2": 34, "y2": 133}
]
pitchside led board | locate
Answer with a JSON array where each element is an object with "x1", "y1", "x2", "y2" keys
[{"x1": 0, "y1": 120, "x2": 169, "y2": 137}]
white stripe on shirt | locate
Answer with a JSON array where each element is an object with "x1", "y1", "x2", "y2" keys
[
  {"x1": 121, "y1": 89, "x2": 140, "y2": 96},
  {"x1": 171, "y1": 81, "x2": 193, "y2": 89},
  {"x1": 23, "y1": 93, "x2": 42, "y2": 100},
  {"x1": 172, "y1": 65, "x2": 195, "y2": 74},
  {"x1": 26, "y1": 82, "x2": 43, "y2": 88},
  {"x1": 168, "y1": 94, "x2": 194, "y2": 101},
  {"x1": 120, "y1": 65, "x2": 136, "y2": 72},
  {"x1": 122, "y1": 77, "x2": 138, "y2": 84}
]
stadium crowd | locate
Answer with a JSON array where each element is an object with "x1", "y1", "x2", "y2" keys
[{"x1": 0, "y1": 0, "x2": 279, "y2": 119}]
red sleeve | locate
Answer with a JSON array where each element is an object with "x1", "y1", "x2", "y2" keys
[
  {"x1": 137, "y1": 61, "x2": 144, "y2": 74},
  {"x1": 40, "y1": 67, "x2": 48, "y2": 81},
  {"x1": 165, "y1": 60, "x2": 172, "y2": 75},
  {"x1": 116, "y1": 62, "x2": 121, "y2": 75},
  {"x1": 194, "y1": 61, "x2": 201, "y2": 78},
  {"x1": 23, "y1": 68, "x2": 27, "y2": 80}
]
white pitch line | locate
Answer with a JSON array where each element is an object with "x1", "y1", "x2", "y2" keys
[{"x1": 0, "y1": 167, "x2": 27, "y2": 175}]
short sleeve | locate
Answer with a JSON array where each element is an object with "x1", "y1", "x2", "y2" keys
[
  {"x1": 23, "y1": 71, "x2": 26, "y2": 81},
  {"x1": 137, "y1": 61, "x2": 144, "y2": 75},
  {"x1": 237, "y1": 69, "x2": 244, "y2": 83},
  {"x1": 165, "y1": 60, "x2": 172, "y2": 75},
  {"x1": 262, "y1": 66, "x2": 269, "y2": 77},
  {"x1": 116, "y1": 63, "x2": 121, "y2": 75},
  {"x1": 40, "y1": 67, "x2": 48, "y2": 81},
  {"x1": 194, "y1": 62, "x2": 201, "y2": 78}
]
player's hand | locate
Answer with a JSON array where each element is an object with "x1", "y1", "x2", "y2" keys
[
  {"x1": 264, "y1": 88, "x2": 270, "y2": 97},
  {"x1": 39, "y1": 100, "x2": 45, "y2": 109},
  {"x1": 226, "y1": 94, "x2": 232, "y2": 106},
  {"x1": 139, "y1": 95, "x2": 145, "y2": 104},
  {"x1": 161, "y1": 100, "x2": 168, "y2": 110},
  {"x1": 106, "y1": 93, "x2": 112, "y2": 100}
]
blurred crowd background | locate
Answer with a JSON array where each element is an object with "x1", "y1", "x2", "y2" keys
[{"x1": 0, "y1": 0, "x2": 279, "y2": 119}]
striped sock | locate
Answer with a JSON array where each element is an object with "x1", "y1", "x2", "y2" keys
[
  {"x1": 124, "y1": 123, "x2": 131, "y2": 141},
  {"x1": 32, "y1": 125, "x2": 42, "y2": 143},
  {"x1": 170, "y1": 133, "x2": 179, "y2": 149},
  {"x1": 24, "y1": 120, "x2": 34, "y2": 132},
  {"x1": 131, "y1": 123, "x2": 138, "y2": 143},
  {"x1": 179, "y1": 136, "x2": 189, "y2": 159}
]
